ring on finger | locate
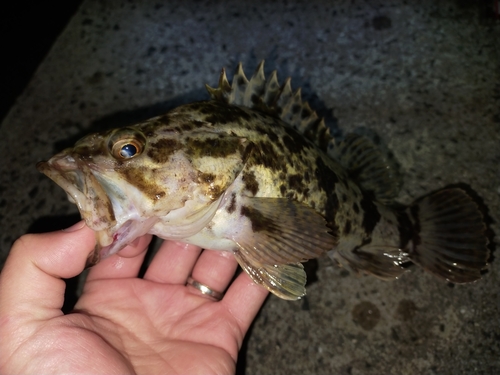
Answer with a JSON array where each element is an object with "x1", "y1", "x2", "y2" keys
[{"x1": 186, "y1": 276, "x2": 224, "y2": 301}]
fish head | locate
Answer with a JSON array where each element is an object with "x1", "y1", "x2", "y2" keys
[
  {"x1": 37, "y1": 127, "x2": 167, "y2": 264},
  {"x1": 37, "y1": 109, "x2": 252, "y2": 265}
]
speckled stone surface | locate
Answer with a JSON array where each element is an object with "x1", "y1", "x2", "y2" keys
[{"x1": 1, "y1": 0, "x2": 499, "y2": 373}]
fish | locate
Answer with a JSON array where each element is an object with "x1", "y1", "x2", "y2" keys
[{"x1": 37, "y1": 61, "x2": 490, "y2": 300}]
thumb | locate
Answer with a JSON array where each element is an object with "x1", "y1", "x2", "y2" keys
[{"x1": 0, "y1": 221, "x2": 95, "y2": 320}]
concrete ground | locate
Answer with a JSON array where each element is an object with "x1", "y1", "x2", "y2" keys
[{"x1": 1, "y1": 0, "x2": 499, "y2": 373}]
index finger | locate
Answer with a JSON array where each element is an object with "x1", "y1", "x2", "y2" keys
[{"x1": 85, "y1": 233, "x2": 153, "y2": 282}]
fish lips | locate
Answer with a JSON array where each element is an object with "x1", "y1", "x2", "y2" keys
[
  {"x1": 37, "y1": 152, "x2": 155, "y2": 266},
  {"x1": 37, "y1": 152, "x2": 116, "y2": 230}
]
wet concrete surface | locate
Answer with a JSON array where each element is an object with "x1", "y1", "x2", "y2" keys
[{"x1": 1, "y1": 1, "x2": 499, "y2": 373}]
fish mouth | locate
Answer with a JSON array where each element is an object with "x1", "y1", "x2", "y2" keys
[
  {"x1": 37, "y1": 152, "x2": 117, "y2": 232},
  {"x1": 37, "y1": 152, "x2": 157, "y2": 266},
  {"x1": 88, "y1": 216, "x2": 158, "y2": 267}
]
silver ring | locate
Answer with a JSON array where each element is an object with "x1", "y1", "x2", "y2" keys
[{"x1": 186, "y1": 277, "x2": 224, "y2": 301}]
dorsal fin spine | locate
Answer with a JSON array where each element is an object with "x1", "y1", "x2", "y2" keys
[
  {"x1": 263, "y1": 70, "x2": 280, "y2": 105},
  {"x1": 205, "y1": 61, "x2": 333, "y2": 151}
]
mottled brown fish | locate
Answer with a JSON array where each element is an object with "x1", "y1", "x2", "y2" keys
[{"x1": 37, "y1": 62, "x2": 489, "y2": 300}]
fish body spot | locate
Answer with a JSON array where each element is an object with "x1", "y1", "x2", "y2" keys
[
  {"x1": 240, "y1": 205, "x2": 278, "y2": 234},
  {"x1": 360, "y1": 192, "x2": 381, "y2": 235},
  {"x1": 287, "y1": 173, "x2": 304, "y2": 194},
  {"x1": 242, "y1": 171, "x2": 259, "y2": 195},
  {"x1": 344, "y1": 220, "x2": 352, "y2": 235},
  {"x1": 226, "y1": 193, "x2": 237, "y2": 214},
  {"x1": 186, "y1": 137, "x2": 242, "y2": 158},
  {"x1": 147, "y1": 138, "x2": 182, "y2": 163}
]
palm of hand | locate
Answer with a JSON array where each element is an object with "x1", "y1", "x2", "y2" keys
[
  {"x1": 38, "y1": 280, "x2": 240, "y2": 374},
  {"x1": 0, "y1": 226, "x2": 268, "y2": 375}
]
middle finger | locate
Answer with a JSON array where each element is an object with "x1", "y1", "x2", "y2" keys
[{"x1": 143, "y1": 240, "x2": 202, "y2": 284}]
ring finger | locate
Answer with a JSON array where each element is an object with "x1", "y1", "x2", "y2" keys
[{"x1": 188, "y1": 249, "x2": 239, "y2": 299}]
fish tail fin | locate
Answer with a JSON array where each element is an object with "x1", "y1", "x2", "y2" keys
[{"x1": 406, "y1": 188, "x2": 489, "y2": 283}]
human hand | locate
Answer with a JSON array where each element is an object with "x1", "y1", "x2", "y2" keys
[{"x1": 0, "y1": 222, "x2": 269, "y2": 374}]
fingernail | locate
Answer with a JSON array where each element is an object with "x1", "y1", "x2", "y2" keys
[
  {"x1": 130, "y1": 236, "x2": 142, "y2": 248},
  {"x1": 62, "y1": 220, "x2": 86, "y2": 232}
]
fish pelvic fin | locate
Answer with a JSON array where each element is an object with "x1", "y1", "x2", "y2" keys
[
  {"x1": 406, "y1": 188, "x2": 489, "y2": 283},
  {"x1": 234, "y1": 251, "x2": 307, "y2": 300},
  {"x1": 205, "y1": 61, "x2": 333, "y2": 152}
]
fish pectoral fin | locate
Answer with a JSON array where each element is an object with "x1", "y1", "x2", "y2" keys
[
  {"x1": 333, "y1": 244, "x2": 410, "y2": 280},
  {"x1": 234, "y1": 250, "x2": 306, "y2": 300},
  {"x1": 234, "y1": 197, "x2": 337, "y2": 265},
  {"x1": 328, "y1": 133, "x2": 402, "y2": 205},
  {"x1": 229, "y1": 197, "x2": 336, "y2": 300}
]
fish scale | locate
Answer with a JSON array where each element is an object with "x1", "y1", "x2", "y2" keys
[{"x1": 37, "y1": 61, "x2": 489, "y2": 300}]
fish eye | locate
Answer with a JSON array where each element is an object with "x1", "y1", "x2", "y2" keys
[
  {"x1": 111, "y1": 139, "x2": 144, "y2": 160},
  {"x1": 119, "y1": 143, "x2": 139, "y2": 158},
  {"x1": 108, "y1": 128, "x2": 146, "y2": 160}
]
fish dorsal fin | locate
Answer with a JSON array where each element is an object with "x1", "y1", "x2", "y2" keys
[
  {"x1": 205, "y1": 61, "x2": 333, "y2": 151},
  {"x1": 328, "y1": 133, "x2": 402, "y2": 205}
]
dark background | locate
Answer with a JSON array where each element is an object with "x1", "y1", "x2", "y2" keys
[
  {"x1": 0, "y1": 1, "x2": 84, "y2": 123},
  {"x1": 1, "y1": 0, "x2": 497, "y2": 124}
]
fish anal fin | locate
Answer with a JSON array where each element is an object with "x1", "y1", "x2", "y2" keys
[
  {"x1": 407, "y1": 188, "x2": 489, "y2": 283},
  {"x1": 332, "y1": 244, "x2": 409, "y2": 280}
]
